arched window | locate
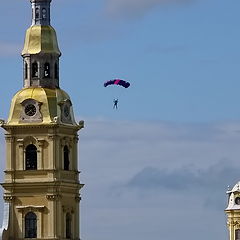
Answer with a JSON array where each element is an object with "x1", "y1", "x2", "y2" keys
[
  {"x1": 25, "y1": 62, "x2": 28, "y2": 79},
  {"x1": 54, "y1": 62, "x2": 59, "y2": 79},
  {"x1": 26, "y1": 144, "x2": 37, "y2": 170},
  {"x1": 66, "y1": 213, "x2": 72, "y2": 239},
  {"x1": 32, "y1": 62, "x2": 38, "y2": 78},
  {"x1": 236, "y1": 230, "x2": 240, "y2": 240},
  {"x1": 64, "y1": 145, "x2": 70, "y2": 170},
  {"x1": 35, "y1": 8, "x2": 40, "y2": 19},
  {"x1": 44, "y1": 63, "x2": 50, "y2": 78},
  {"x1": 42, "y1": 8, "x2": 47, "y2": 19},
  {"x1": 25, "y1": 212, "x2": 37, "y2": 238}
]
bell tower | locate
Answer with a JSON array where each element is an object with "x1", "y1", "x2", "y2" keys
[
  {"x1": 0, "y1": 0, "x2": 84, "y2": 239},
  {"x1": 225, "y1": 183, "x2": 240, "y2": 240}
]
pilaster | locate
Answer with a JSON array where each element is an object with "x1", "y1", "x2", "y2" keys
[{"x1": 5, "y1": 135, "x2": 14, "y2": 171}]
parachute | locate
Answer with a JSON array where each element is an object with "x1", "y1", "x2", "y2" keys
[{"x1": 104, "y1": 79, "x2": 130, "y2": 88}]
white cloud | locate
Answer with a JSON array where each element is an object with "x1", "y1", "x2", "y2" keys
[
  {"x1": 80, "y1": 118, "x2": 239, "y2": 240},
  {"x1": 0, "y1": 119, "x2": 235, "y2": 240}
]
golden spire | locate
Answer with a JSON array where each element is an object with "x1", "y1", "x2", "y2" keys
[
  {"x1": 22, "y1": 0, "x2": 61, "y2": 56},
  {"x1": 22, "y1": 25, "x2": 61, "y2": 56}
]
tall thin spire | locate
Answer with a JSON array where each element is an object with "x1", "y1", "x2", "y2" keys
[
  {"x1": 30, "y1": 0, "x2": 51, "y2": 26},
  {"x1": 21, "y1": 0, "x2": 61, "y2": 89}
]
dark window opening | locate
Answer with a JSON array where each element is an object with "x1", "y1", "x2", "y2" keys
[
  {"x1": 35, "y1": 8, "x2": 40, "y2": 19},
  {"x1": 25, "y1": 62, "x2": 28, "y2": 79},
  {"x1": 54, "y1": 62, "x2": 59, "y2": 79},
  {"x1": 236, "y1": 230, "x2": 240, "y2": 240},
  {"x1": 44, "y1": 63, "x2": 50, "y2": 78},
  {"x1": 25, "y1": 212, "x2": 37, "y2": 238},
  {"x1": 32, "y1": 62, "x2": 38, "y2": 78},
  {"x1": 26, "y1": 144, "x2": 37, "y2": 170},
  {"x1": 66, "y1": 213, "x2": 72, "y2": 239},
  {"x1": 42, "y1": 8, "x2": 47, "y2": 19},
  {"x1": 64, "y1": 145, "x2": 70, "y2": 170}
]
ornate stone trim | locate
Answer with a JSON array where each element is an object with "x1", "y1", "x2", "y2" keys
[
  {"x1": 16, "y1": 205, "x2": 45, "y2": 213},
  {"x1": 37, "y1": 138, "x2": 45, "y2": 147},
  {"x1": 75, "y1": 194, "x2": 81, "y2": 202},
  {"x1": 58, "y1": 99, "x2": 72, "y2": 124},
  {"x1": 3, "y1": 196, "x2": 15, "y2": 202},
  {"x1": 62, "y1": 205, "x2": 74, "y2": 213},
  {"x1": 20, "y1": 98, "x2": 43, "y2": 123},
  {"x1": 46, "y1": 194, "x2": 61, "y2": 201},
  {"x1": 5, "y1": 135, "x2": 14, "y2": 143},
  {"x1": 3, "y1": 124, "x2": 81, "y2": 131},
  {"x1": 78, "y1": 120, "x2": 84, "y2": 129},
  {"x1": 0, "y1": 119, "x2": 5, "y2": 127},
  {"x1": 73, "y1": 135, "x2": 79, "y2": 143}
]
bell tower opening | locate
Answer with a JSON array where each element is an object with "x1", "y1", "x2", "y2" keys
[
  {"x1": 35, "y1": 7, "x2": 40, "y2": 20},
  {"x1": 42, "y1": 8, "x2": 47, "y2": 19},
  {"x1": 31, "y1": 0, "x2": 51, "y2": 26},
  {"x1": 44, "y1": 62, "x2": 50, "y2": 78},
  {"x1": 55, "y1": 62, "x2": 59, "y2": 79},
  {"x1": 25, "y1": 144, "x2": 37, "y2": 170},
  {"x1": 32, "y1": 62, "x2": 38, "y2": 78},
  {"x1": 25, "y1": 62, "x2": 28, "y2": 79}
]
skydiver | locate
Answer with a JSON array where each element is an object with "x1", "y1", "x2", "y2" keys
[{"x1": 113, "y1": 99, "x2": 118, "y2": 109}]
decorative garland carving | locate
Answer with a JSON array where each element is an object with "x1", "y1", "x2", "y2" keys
[
  {"x1": 61, "y1": 136, "x2": 74, "y2": 148},
  {"x1": 74, "y1": 135, "x2": 79, "y2": 143},
  {"x1": 3, "y1": 196, "x2": 15, "y2": 202},
  {"x1": 75, "y1": 194, "x2": 81, "y2": 202},
  {"x1": 46, "y1": 194, "x2": 61, "y2": 201},
  {"x1": 62, "y1": 205, "x2": 74, "y2": 213}
]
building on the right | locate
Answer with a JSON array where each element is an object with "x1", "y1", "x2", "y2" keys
[{"x1": 225, "y1": 182, "x2": 240, "y2": 240}]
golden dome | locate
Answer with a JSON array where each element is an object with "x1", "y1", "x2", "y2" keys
[
  {"x1": 22, "y1": 25, "x2": 61, "y2": 56},
  {"x1": 7, "y1": 87, "x2": 77, "y2": 126}
]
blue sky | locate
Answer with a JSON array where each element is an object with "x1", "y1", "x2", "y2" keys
[
  {"x1": 1, "y1": 0, "x2": 240, "y2": 122},
  {"x1": 1, "y1": 0, "x2": 240, "y2": 239}
]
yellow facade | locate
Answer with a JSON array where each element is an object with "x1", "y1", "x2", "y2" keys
[
  {"x1": 1, "y1": 88, "x2": 84, "y2": 240},
  {"x1": 0, "y1": 0, "x2": 84, "y2": 239}
]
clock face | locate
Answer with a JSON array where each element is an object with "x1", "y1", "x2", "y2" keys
[
  {"x1": 25, "y1": 104, "x2": 37, "y2": 116},
  {"x1": 63, "y1": 105, "x2": 70, "y2": 117},
  {"x1": 235, "y1": 197, "x2": 240, "y2": 205}
]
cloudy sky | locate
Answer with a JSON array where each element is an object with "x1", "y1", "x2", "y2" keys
[{"x1": 1, "y1": 0, "x2": 240, "y2": 239}]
